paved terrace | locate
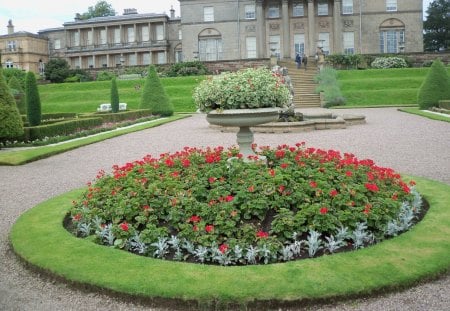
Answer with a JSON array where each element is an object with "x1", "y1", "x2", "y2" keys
[{"x1": 1, "y1": 108, "x2": 449, "y2": 310}]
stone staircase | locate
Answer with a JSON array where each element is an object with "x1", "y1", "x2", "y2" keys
[{"x1": 279, "y1": 60, "x2": 321, "y2": 108}]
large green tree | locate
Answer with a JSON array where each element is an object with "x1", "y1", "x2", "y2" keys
[
  {"x1": 0, "y1": 69, "x2": 24, "y2": 143},
  {"x1": 423, "y1": 0, "x2": 450, "y2": 51},
  {"x1": 25, "y1": 72, "x2": 42, "y2": 126},
  {"x1": 139, "y1": 66, "x2": 174, "y2": 117},
  {"x1": 417, "y1": 59, "x2": 450, "y2": 110},
  {"x1": 110, "y1": 77, "x2": 119, "y2": 113},
  {"x1": 45, "y1": 58, "x2": 71, "y2": 83},
  {"x1": 81, "y1": 1, "x2": 116, "y2": 20},
  {"x1": 8, "y1": 75, "x2": 26, "y2": 114}
]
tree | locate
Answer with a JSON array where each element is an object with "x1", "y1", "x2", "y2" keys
[
  {"x1": 423, "y1": 0, "x2": 450, "y2": 51},
  {"x1": 45, "y1": 58, "x2": 71, "y2": 83},
  {"x1": 139, "y1": 66, "x2": 174, "y2": 117},
  {"x1": 0, "y1": 69, "x2": 24, "y2": 143},
  {"x1": 8, "y1": 75, "x2": 26, "y2": 114},
  {"x1": 110, "y1": 77, "x2": 119, "y2": 113},
  {"x1": 81, "y1": 1, "x2": 116, "y2": 20},
  {"x1": 25, "y1": 72, "x2": 42, "y2": 126},
  {"x1": 417, "y1": 59, "x2": 450, "y2": 110}
]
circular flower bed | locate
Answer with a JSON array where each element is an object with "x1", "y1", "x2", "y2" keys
[{"x1": 67, "y1": 143, "x2": 422, "y2": 266}]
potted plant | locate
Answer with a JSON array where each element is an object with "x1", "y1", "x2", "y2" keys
[{"x1": 193, "y1": 67, "x2": 291, "y2": 158}]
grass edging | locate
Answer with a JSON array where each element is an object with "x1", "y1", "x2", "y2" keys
[
  {"x1": 0, "y1": 114, "x2": 190, "y2": 166},
  {"x1": 9, "y1": 176, "x2": 450, "y2": 309},
  {"x1": 398, "y1": 107, "x2": 450, "y2": 123}
]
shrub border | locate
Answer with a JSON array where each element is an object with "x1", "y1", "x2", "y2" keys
[{"x1": 9, "y1": 176, "x2": 450, "y2": 309}]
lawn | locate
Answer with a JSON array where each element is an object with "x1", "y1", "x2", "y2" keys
[
  {"x1": 38, "y1": 76, "x2": 204, "y2": 114},
  {"x1": 337, "y1": 67, "x2": 450, "y2": 107}
]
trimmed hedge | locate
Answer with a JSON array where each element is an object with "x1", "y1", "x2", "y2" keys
[
  {"x1": 23, "y1": 117, "x2": 103, "y2": 141},
  {"x1": 140, "y1": 66, "x2": 174, "y2": 116},
  {"x1": 79, "y1": 109, "x2": 152, "y2": 123},
  {"x1": 417, "y1": 59, "x2": 450, "y2": 110},
  {"x1": 25, "y1": 71, "x2": 42, "y2": 126}
]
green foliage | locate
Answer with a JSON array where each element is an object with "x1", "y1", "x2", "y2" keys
[
  {"x1": 0, "y1": 70, "x2": 24, "y2": 141},
  {"x1": 65, "y1": 69, "x2": 93, "y2": 83},
  {"x1": 417, "y1": 59, "x2": 450, "y2": 110},
  {"x1": 423, "y1": 0, "x2": 450, "y2": 51},
  {"x1": 2, "y1": 68, "x2": 26, "y2": 89},
  {"x1": 8, "y1": 76, "x2": 26, "y2": 114},
  {"x1": 166, "y1": 61, "x2": 210, "y2": 77},
  {"x1": 80, "y1": 0, "x2": 116, "y2": 19},
  {"x1": 140, "y1": 66, "x2": 174, "y2": 116},
  {"x1": 25, "y1": 71, "x2": 42, "y2": 126},
  {"x1": 45, "y1": 58, "x2": 71, "y2": 83},
  {"x1": 315, "y1": 67, "x2": 345, "y2": 107},
  {"x1": 110, "y1": 77, "x2": 119, "y2": 113},
  {"x1": 325, "y1": 54, "x2": 362, "y2": 69},
  {"x1": 371, "y1": 57, "x2": 409, "y2": 69},
  {"x1": 96, "y1": 71, "x2": 115, "y2": 81}
]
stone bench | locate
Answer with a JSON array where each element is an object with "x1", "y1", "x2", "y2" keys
[{"x1": 97, "y1": 103, "x2": 127, "y2": 112}]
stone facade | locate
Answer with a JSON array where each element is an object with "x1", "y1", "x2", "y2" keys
[{"x1": 0, "y1": 20, "x2": 49, "y2": 74}]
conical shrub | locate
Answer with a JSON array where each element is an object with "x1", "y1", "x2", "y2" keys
[
  {"x1": 110, "y1": 77, "x2": 119, "y2": 113},
  {"x1": 417, "y1": 59, "x2": 450, "y2": 110},
  {"x1": 0, "y1": 69, "x2": 24, "y2": 142},
  {"x1": 139, "y1": 66, "x2": 174, "y2": 116},
  {"x1": 25, "y1": 71, "x2": 42, "y2": 126},
  {"x1": 8, "y1": 75, "x2": 26, "y2": 114}
]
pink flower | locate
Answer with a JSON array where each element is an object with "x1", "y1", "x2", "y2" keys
[
  {"x1": 225, "y1": 195, "x2": 234, "y2": 202},
  {"x1": 72, "y1": 214, "x2": 82, "y2": 222},
  {"x1": 219, "y1": 244, "x2": 229, "y2": 254}
]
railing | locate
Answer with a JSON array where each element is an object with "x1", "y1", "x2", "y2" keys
[{"x1": 66, "y1": 40, "x2": 169, "y2": 53}]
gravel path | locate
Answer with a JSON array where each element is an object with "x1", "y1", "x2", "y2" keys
[{"x1": 1, "y1": 108, "x2": 449, "y2": 311}]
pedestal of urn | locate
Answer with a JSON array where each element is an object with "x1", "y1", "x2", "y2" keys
[{"x1": 206, "y1": 108, "x2": 280, "y2": 159}]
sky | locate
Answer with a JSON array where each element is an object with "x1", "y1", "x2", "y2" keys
[{"x1": 0, "y1": 0, "x2": 433, "y2": 35}]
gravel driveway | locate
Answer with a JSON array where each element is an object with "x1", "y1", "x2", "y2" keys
[{"x1": 1, "y1": 108, "x2": 449, "y2": 311}]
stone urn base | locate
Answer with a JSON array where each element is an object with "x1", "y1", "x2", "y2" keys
[{"x1": 206, "y1": 108, "x2": 280, "y2": 159}]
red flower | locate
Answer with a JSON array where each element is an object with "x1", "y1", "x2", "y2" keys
[
  {"x1": 275, "y1": 149, "x2": 285, "y2": 159},
  {"x1": 171, "y1": 171, "x2": 180, "y2": 178},
  {"x1": 280, "y1": 163, "x2": 289, "y2": 169},
  {"x1": 225, "y1": 195, "x2": 234, "y2": 202},
  {"x1": 182, "y1": 158, "x2": 191, "y2": 168},
  {"x1": 120, "y1": 222, "x2": 129, "y2": 231},
  {"x1": 72, "y1": 214, "x2": 82, "y2": 222},
  {"x1": 364, "y1": 183, "x2": 379, "y2": 192},
  {"x1": 269, "y1": 169, "x2": 276, "y2": 177},
  {"x1": 193, "y1": 225, "x2": 199, "y2": 232},
  {"x1": 189, "y1": 215, "x2": 201, "y2": 223},
  {"x1": 208, "y1": 177, "x2": 217, "y2": 183},
  {"x1": 309, "y1": 181, "x2": 318, "y2": 188},
  {"x1": 248, "y1": 185, "x2": 255, "y2": 192},
  {"x1": 143, "y1": 205, "x2": 150, "y2": 211},
  {"x1": 278, "y1": 185, "x2": 285, "y2": 193},
  {"x1": 165, "y1": 158, "x2": 174, "y2": 167},
  {"x1": 256, "y1": 230, "x2": 269, "y2": 238},
  {"x1": 219, "y1": 244, "x2": 229, "y2": 254},
  {"x1": 345, "y1": 171, "x2": 353, "y2": 177},
  {"x1": 320, "y1": 207, "x2": 329, "y2": 215},
  {"x1": 329, "y1": 189, "x2": 338, "y2": 197},
  {"x1": 205, "y1": 225, "x2": 214, "y2": 233}
]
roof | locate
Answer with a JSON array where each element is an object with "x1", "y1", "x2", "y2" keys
[
  {"x1": 0, "y1": 31, "x2": 46, "y2": 40},
  {"x1": 63, "y1": 13, "x2": 168, "y2": 27}
]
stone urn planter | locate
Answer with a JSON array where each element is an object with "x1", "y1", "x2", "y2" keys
[{"x1": 206, "y1": 108, "x2": 280, "y2": 158}]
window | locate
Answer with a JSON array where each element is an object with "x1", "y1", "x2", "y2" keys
[
  {"x1": 142, "y1": 52, "x2": 150, "y2": 65},
  {"x1": 178, "y1": 29, "x2": 182, "y2": 40},
  {"x1": 155, "y1": 25, "x2": 164, "y2": 41},
  {"x1": 343, "y1": 32, "x2": 355, "y2": 54},
  {"x1": 114, "y1": 28, "x2": 121, "y2": 44},
  {"x1": 318, "y1": 1, "x2": 328, "y2": 16},
  {"x1": 204, "y1": 7, "x2": 214, "y2": 22},
  {"x1": 87, "y1": 30, "x2": 93, "y2": 45},
  {"x1": 268, "y1": 4, "x2": 280, "y2": 18},
  {"x1": 199, "y1": 38, "x2": 223, "y2": 61},
  {"x1": 318, "y1": 32, "x2": 330, "y2": 55},
  {"x1": 73, "y1": 32, "x2": 80, "y2": 46},
  {"x1": 7, "y1": 41, "x2": 16, "y2": 51},
  {"x1": 342, "y1": 0, "x2": 353, "y2": 14},
  {"x1": 39, "y1": 60, "x2": 45, "y2": 74},
  {"x1": 386, "y1": 0, "x2": 397, "y2": 12},
  {"x1": 157, "y1": 52, "x2": 166, "y2": 64},
  {"x1": 129, "y1": 54, "x2": 137, "y2": 66},
  {"x1": 246, "y1": 37, "x2": 257, "y2": 58},
  {"x1": 100, "y1": 29, "x2": 107, "y2": 45},
  {"x1": 293, "y1": 2, "x2": 305, "y2": 17},
  {"x1": 100, "y1": 55, "x2": 107, "y2": 67},
  {"x1": 54, "y1": 39, "x2": 61, "y2": 49},
  {"x1": 6, "y1": 59, "x2": 13, "y2": 68},
  {"x1": 87, "y1": 56, "x2": 94, "y2": 68},
  {"x1": 127, "y1": 27, "x2": 135, "y2": 43},
  {"x1": 141, "y1": 26, "x2": 149, "y2": 41},
  {"x1": 294, "y1": 34, "x2": 305, "y2": 55},
  {"x1": 72, "y1": 58, "x2": 80, "y2": 69},
  {"x1": 245, "y1": 4, "x2": 256, "y2": 19},
  {"x1": 175, "y1": 50, "x2": 183, "y2": 63},
  {"x1": 379, "y1": 29, "x2": 404, "y2": 53},
  {"x1": 269, "y1": 35, "x2": 281, "y2": 58}
]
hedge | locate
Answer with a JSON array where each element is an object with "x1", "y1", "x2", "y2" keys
[{"x1": 79, "y1": 109, "x2": 152, "y2": 123}]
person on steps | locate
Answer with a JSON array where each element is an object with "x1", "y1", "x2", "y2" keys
[
  {"x1": 302, "y1": 54, "x2": 308, "y2": 70},
  {"x1": 295, "y1": 53, "x2": 302, "y2": 69}
]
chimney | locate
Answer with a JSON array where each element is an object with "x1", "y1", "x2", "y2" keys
[
  {"x1": 123, "y1": 8, "x2": 138, "y2": 15},
  {"x1": 170, "y1": 6, "x2": 175, "y2": 19},
  {"x1": 7, "y1": 19, "x2": 14, "y2": 35},
  {"x1": 74, "y1": 13, "x2": 81, "y2": 21}
]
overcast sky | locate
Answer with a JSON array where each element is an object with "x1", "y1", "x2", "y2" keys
[{"x1": 0, "y1": 0, "x2": 433, "y2": 35}]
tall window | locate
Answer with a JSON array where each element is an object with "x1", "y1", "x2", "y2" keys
[
  {"x1": 294, "y1": 34, "x2": 305, "y2": 55},
  {"x1": 199, "y1": 38, "x2": 222, "y2": 61},
  {"x1": 342, "y1": 0, "x2": 353, "y2": 14},
  {"x1": 54, "y1": 39, "x2": 61, "y2": 49},
  {"x1": 293, "y1": 2, "x2": 305, "y2": 17},
  {"x1": 157, "y1": 52, "x2": 166, "y2": 64},
  {"x1": 379, "y1": 29, "x2": 404, "y2": 53},
  {"x1": 245, "y1": 4, "x2": 256, "y2": 19},
  {"x1": 318, "y1": 32, "x2": 330, "y2": 54},
  {"x1": 269, "y1": 35, "x2": 281, "y2": 58},
  {"x1": 178, "y1": 29, "x2": 182, "y2": 40},
  {"x1": 318, "y1": 1, "x2": 328, "y2": 16},
  {"x1": 7, "y1": 41, "x2": 16, "y2": 51},
  {"x1": 142, "y1": 26, "x2": 149, "y2": 41},
  {"x1": 127, "y1": 27, "x2": 135, "y2": 43},
  {"x1": 343, "y1": 32, "x2": 355, "y2": 54},
  {"x1": 100, "y1": 29, "x2": 107, "y2": 45},
  {"x1": 100, "y1": 55, "x2": 107, "y2": 67},
  {"x1": 87, "y1": 56, "x2": 94, "y2": 68},
  {"x1": 129, "y1": 54, "x2": 137, "y2": 66},
  {"x1": 73, "y1": 32, "x2": 80, "y2": 46},
  {"x1": 246, "y1": 37, "x2": 257, "y2": 58},
  {"x1": 156, "y1": 25, "x2": 164, "y2": 41},
  {"x1": 268, "y1": 4, "x2": 280, "y2": 18},
  {"x1": 386, "y1": 0, "x2": 397, "y2": 12},
  {"x1": 204, "y1": 7, "x2": 214, "y2": 22},
  {"x1": 114, "y1": 28, "x2": 121, "y2": 44},
  {"x1": 87, "y1": 30, "x2": 93, "y2": 45},
  {"x1": 143, "y1": 52, "x2": 150, "y2": 65}
]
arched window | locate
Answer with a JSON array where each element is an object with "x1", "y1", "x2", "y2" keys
[
  {"x1": 175, "y1": 43, "x2": 183, "y2": 63},
  {"x1": 198, "y1": 28, "x2": 222, "y2": 61},
  {"x1": 379, "y1": 18, "x2": 405, "y2": 53},
  {"x1": 6, "y1": 59, "x2": 14, "y2": 68}
]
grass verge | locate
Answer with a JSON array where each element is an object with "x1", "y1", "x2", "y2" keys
[
  {"x1": 9, "y1": 176, "x2": 450, "y2": 309},
  {"x1": 0, "y1": 115, "x2": 190, "y2": 166},
  {"x1": 398, "y1": 108, "x2": 450, "y2": 123}
]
